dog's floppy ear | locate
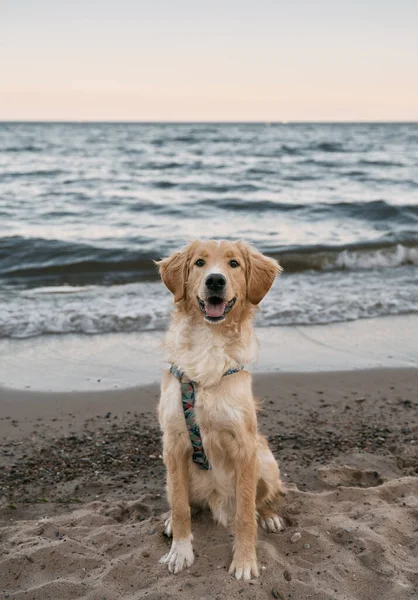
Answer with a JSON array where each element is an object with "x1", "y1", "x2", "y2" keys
[
  {"x1": 155, "y1": 244, "x2": 192, "y2": 302},
  {"x1": 239, "y1": 242, "x2": 282, "y2": 305}
]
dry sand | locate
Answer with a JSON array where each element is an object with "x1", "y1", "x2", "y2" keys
[{"x1": 1, "y1": 368, "x2": 417, "y2": 600}]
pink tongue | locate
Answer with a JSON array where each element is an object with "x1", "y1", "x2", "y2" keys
[{"x1": 205, "y1": 302, "x2": 226, "y2": 318}]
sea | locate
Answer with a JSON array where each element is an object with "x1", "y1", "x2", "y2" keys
[{"x1": 0, "y1": 122, "x2": 417, "y2": 339}]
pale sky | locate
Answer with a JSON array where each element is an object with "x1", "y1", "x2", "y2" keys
[{"x1": 1, "y1": 0, "x2": 418, "y2": 121}]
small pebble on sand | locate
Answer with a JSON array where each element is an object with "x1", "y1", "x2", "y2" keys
[{"x1": 290, "y1": 532, "x2": 301, "y2": 543}]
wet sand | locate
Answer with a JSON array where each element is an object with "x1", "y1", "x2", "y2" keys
[{"x1": 1, "y1": 315, "x2": 417, "y2": 392}]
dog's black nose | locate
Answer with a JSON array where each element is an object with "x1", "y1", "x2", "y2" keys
[{"x1": 205, "y1": 273, "x2": 226, "y2": 292}]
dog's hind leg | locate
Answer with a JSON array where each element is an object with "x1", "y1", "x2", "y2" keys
[{"x1": 256, "y1": 507, "x2": 285, "y2": 532}]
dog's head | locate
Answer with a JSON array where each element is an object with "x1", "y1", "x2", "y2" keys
[{"x1": 157, "y1": 240, "x2": 281, "y2": 324}]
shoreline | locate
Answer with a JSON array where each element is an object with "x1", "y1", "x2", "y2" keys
[{"x1": 1, "y1": 314, "x2": 417, "y2": 392}]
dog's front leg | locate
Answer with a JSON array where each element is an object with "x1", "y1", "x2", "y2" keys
[
  {"x1": 160, "y1": 439, "x2": 194, "y2": 574},
  {"x1": 229, "y1": 447, "x2": 259, "y2": 580}
]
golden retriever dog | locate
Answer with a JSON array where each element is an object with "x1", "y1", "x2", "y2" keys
[{"x1": 156, "y1": 240, "x2": 285, "y2": 581}]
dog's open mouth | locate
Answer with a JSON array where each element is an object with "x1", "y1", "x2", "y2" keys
[{"x1": 198, "y1": 296, "x2": 236, "y2": 322}]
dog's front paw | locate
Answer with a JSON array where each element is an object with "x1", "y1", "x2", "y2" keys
[
  {"x1": 228, "y1": 552, "x2": 259, "y2": 581},
  {"x1": 159, "y1": 536, "x2": 194, "y2": 574}
]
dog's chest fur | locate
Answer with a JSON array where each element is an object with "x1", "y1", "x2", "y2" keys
[{"x1": 165, "y1": 316, "x2": 258, "y2": 388}]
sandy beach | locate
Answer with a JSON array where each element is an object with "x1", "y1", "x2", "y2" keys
[{"x1": 1, "y1": 322, "x2": 417, "y2": 600}]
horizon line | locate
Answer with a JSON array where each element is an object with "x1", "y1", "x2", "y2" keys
[{"x1": 1, "y1": 119, "x2": 418, "y2": 125}]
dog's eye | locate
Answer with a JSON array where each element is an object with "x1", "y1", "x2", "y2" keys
[
  {"x1": 229, "y1": 260, "x2": 239, "y2": 268},
  {"x1": 195, "y1": 259, "x2": 205, "y2": 267}
]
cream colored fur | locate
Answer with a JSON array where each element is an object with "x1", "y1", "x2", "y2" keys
[{"x1": 157, "y1": 240, "x2": 285, "y2": 581}]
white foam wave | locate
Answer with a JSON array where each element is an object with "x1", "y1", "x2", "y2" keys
[
  {"x1": 1, "y1": 267, "x2": 417, "y2": 339},
  {"x1": 334, "y1": 244, "x2": 418, "y2": 270},
  {"x1": 26, "y1": 285, "x2": 94, "y2": 295}
]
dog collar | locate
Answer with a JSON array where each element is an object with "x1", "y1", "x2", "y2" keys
[{"x1": 170, "y1": 364, "x2": 244, "y2": 470}]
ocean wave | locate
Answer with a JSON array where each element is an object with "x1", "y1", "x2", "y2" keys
[
  {"x1": 358, "y1": 159, "x2": 405, "y2": 167},
  {"x1": 172, "y1": 135, "x2": 200, "y2": 143},
  {"x1": 342, "y1": 170, "x2": 367, "y2": 177},
  {"x1": 243, "y1": 145, "x2": 302, "y2": 158},
  {"x1": 282, "y1": 174, "x2": 321, "y2": 181},
  {"x1": 240, "y1": 141, "x2": 348, "y2": 157},
  {"x1": 1, "y1": 236, "x2": 417, "y2": 289},
  {"x1": 245, "y1": 167, "x2": 276, "y2": 175},
  {"x1": 331, "y1": 200, "x2": 418, "y2": 221},
  {"x1": 195, "y1": 198, "x2": 418, "y2": 222},
  {"x1": 279, "y1": 144, "x2": 301, "y2": 155},
  {"x1": 0, "y1": 311, "x2": 163, "y2": 339},
  {"x1": 196, "y1": 198, "x2": 306, "y2": 212},
  {"x1": 0, "y1": 236, "x2": 157, "y2": 286},
  {"x1": 1, "y1": 268, "x2": 417, "y2": 339},
  {"x1": 3, "y1": 145, "x2": 43, "y2": 153},
  {"x1": 152, "y1": 180, "x2": 177, "y2": 189},
  {"x1": 300, "y1": 158, "x2": 341, "y2": 168},
  {"x1": 246, "y1": 167, "x2": 321, "y2": 179},
  {"x1": 142, "y1": 161, "x2": 183, "y2": 170},
  {"x1": 342, "y1": 171, "x2": 418, "y2": 186},
  {"x1": 313, "y1": 142, "x2": 346, "y2": 153},
  {"x1": 3, "y1": 168, "x2": 66, "y2": 179},
  {"x1": 141, "y1": 180, "x2": 261, "y2": 193},
  {"x1": 117, "y1": 195, "x2": 411, "y2": 221},
  {"x1": 275, "y1": 241, "x2": 418, "y2": 272},
  {"x1": 358, "y1": 177, "x2": 417, "y2": 188}
]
